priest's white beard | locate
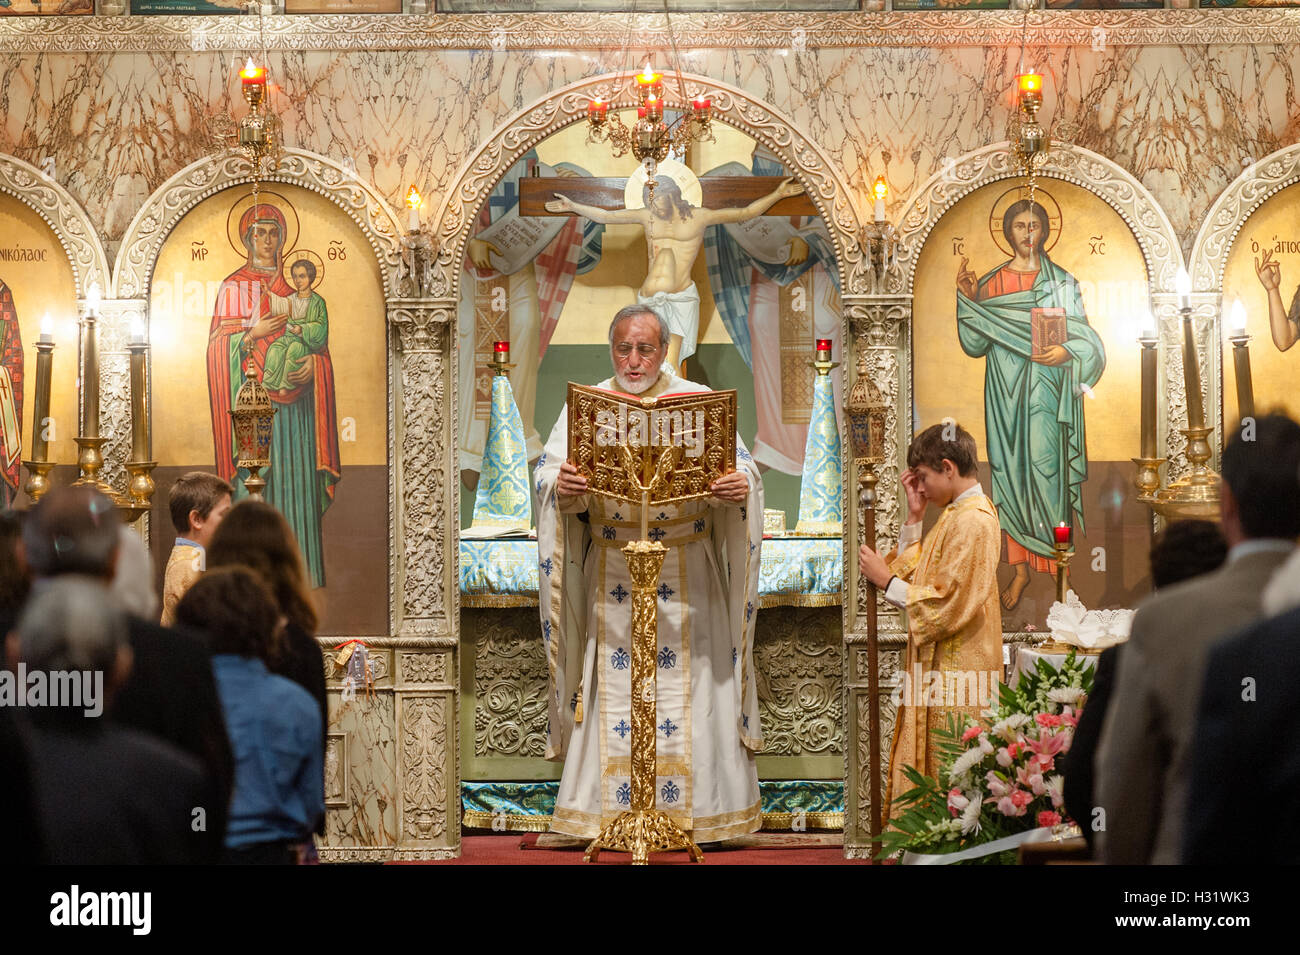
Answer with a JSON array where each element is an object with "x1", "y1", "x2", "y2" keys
[{"x1": 614, "y1": 363, "x2": 663, "y2": 395}]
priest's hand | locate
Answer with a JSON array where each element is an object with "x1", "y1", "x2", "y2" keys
[
  {"x1": 710, "y1": 470, "x2": 749, "y2": 504},
  {"x1": 287, "y1": 355, "x2": 316, "y2": 386},
  {"x1": 1031, "y1": 345, "x2": 1070, "y2": 366},
  {"x1": 557, "y1": 461, "x2": 588, "y2": 499},
  {"x1": 858, "y1": 545, "x2": 892, "y2": 589}
]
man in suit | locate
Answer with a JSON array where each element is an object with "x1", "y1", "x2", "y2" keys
[
  {"x1": 8, "y1": 577, "x2": 210, "y2": 864},
  {"x1": 21, "y1": 486, "x2": 233, "y2": 862},
  {"x1": 1183, "y1": 602, "x2": 1300, "y2": 864},
  {"x1": 1095, "y1": 412, "x2": 1300, "y2": 864}
]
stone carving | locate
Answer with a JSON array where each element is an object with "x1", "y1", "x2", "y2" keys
[
  {"x1": 0, "y1": 153, "x2": 111, "y2": 295},
  {"x1": 402, "y1": 651, "x2": 448, "y2": 684},
  {"x1": 1, "y1": 12, "x2": 1297, "y2": 55},
  {"x1": 755, "y1": 607, "x2": 842, "y2": 757},
  {"x1": 400, "y1": 695, "x2": 449, "y2": 842},
  {"x1": 474, "y1": 616, "x2": 548, "y2": 758}
]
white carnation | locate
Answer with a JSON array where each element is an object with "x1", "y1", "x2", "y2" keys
[
  {"x1": 947, "y1": 746, "x2": 987, "y2": 785},
  {"x1": 991, "y1": 712, "x2": 1031, "y2": 740},
  {"x1": 1048, "y1": 686, "x2": 1085, "y2": 706}
]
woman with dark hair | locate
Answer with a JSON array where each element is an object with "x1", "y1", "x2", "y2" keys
[
  {"x1": 176, "y1": 566, "x2": 323, "y2": 864},
  {"x1": 205, "y1": 500, "x2": 328, "y2": 741}
]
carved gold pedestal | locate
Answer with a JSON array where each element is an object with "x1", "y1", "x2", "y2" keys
[{"x1": 584, "y1": 540, "x2": 703, "y2": 865}]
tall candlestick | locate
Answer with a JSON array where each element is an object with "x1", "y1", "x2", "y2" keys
[
  {"x1": 1139, "y1": 332, "x2": 1157, "y2": 459},
  {"x1": 128, "y1": 339, "x2": 150, "y2": 464},
  {"x1": 81, "y1": 309, "x2": 99, "y2": 440},
  {"x1": 1180, "y1": 308, "x2": 1205, "y2": 430},
  {"x1": 30, "y1": 331, "x2": 53, "y2": 463}
]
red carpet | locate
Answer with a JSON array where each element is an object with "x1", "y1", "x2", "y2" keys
[{"x1": 414, "y1": 832, "x2": 866, "y2": 865}]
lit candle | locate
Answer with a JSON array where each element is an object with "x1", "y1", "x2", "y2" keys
[
  {"x1": 1229, "y1": 298, "x2": 1247, "y2": 334},
  {"x1": 645, "y1": 92, "x2": 662, "y2": 120},
  {"x1": 587, "y1": 98, "x2": 608, "y2": 122},
  {"x1": 1054, "y1": 522, "x2": 1071, "y2": 545},
  {"x1": 692, "y1": 95, "x2": 711, "y2": 115},
  {"x1": 637, "y1": 105, "x2": 648, "y2": 120},
  {"x1": 635, "y1": 66, "x2": 663, "y2": 93},
  {"x1": 405, "y1": 185, "x2": 422, "y2": 233},
  {"x1": 815, "y1": 338, "x2": 832, "y2": 352},
  {"x1": 872, "y1": 175, "x2": 888, "y2": 223},
  {"x1": 1017, "y1": 71, "x2": 1042, "y2": 96},
  {"x1": 86, "y1": 281, "x2": 101, "y2": 317},
  {"x1": 493, "y1": 339, "x2": 510, "y2": 368},
  {"x1": 239, "y1": 58, "x2": 266, "y2": 88},
  {"x1": 39, "y1": 312, "x2": 52, "y2": 345},
  {"x1": 1175, "y1": 266, "x2": 1192, "y2": 312}
]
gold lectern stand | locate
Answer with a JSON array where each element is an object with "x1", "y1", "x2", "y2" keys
[{"x1": 566, "y1": 383, "x2": 737, "y2": 865}]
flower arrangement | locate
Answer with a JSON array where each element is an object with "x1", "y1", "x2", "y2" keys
[{"x1": 875, "y1": 651, "x2": 1095, "y2": 864}]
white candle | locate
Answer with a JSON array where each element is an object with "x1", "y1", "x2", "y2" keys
[{"x1": 1175, "y1": 266, "x2": 1192, "y2": 311}]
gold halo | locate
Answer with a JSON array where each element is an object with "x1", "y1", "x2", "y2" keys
[
  {"x1": 226, "y1": 190, "x2": 300, "y2": 262},
  {"x1": 624, "y1": 158, "x2": 702, "y2": 210},
  {"x1": 988, "y1": 185, "x2": 1062, "y2": 259},
  {"x1": 282, "y1": 249, "x2": 324, "y2": 290}
]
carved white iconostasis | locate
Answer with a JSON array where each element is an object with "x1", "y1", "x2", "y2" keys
[{"x1": 0, "y1": 154, "x2": 111, "y2": 508}]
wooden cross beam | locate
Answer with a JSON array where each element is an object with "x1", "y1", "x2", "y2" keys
[{"x1": 519, "y1": 175, "x2": 819, "y2": 217}]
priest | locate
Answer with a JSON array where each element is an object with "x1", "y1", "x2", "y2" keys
[{"x1": 534, "y1": 304, "x2": 765, "y2": 842}]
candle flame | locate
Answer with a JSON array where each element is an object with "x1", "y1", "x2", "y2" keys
[
  {"x1": 1175, "y1": 266, "x2": 1192, "y2": 298},
  {"x1": 1017, "y1": 71, "x2": 1042, "y2": 94},
  {"x1": 872, "y1": 175, "x2": 888, "y2": 201},
  {"x1": 86, "y1": 281, "x2": 101, "y2": 309},
  {"x1": 406, "y1": 186, "x2": 422, "y2": 209},
  {"x1": 41, "y1": 312, "x2": 52, "y2": 336},
  {"x1": 130, "y1": 317, "x2": 146, "y2": 344},
  {"x1": 240, "y1": 58, "x2": 264, "y2": 81},
  {"x1": 1230, "y1": 298, "x2": 1248, "y2": 333}
]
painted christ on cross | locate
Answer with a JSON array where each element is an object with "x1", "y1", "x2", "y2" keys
[{"x1": 530, "y1": 160, "x2": 809, "y2": 371}]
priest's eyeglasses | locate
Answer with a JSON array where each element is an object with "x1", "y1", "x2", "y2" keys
[{"x1": 613, "y1": 342, "x2": 661, "y2": 358}]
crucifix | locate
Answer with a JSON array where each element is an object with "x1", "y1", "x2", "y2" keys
[{"x1": 520, "y1": 159, "x2": 819, "y2": 371}]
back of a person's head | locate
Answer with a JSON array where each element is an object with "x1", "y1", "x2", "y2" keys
[
  {"x1": 168, "y1": 472, "x2": 233, "y2": 536},
  {"x1": 175, "y1": 566, "x2": 282, "y2": 662},
  {"x1": 1149, "y1": 519, "x2": 1229, "y2": 589},
  {"x1": 907, "y1": 421, "x2": 979, "y2": 477},
  {"x1": 22, "y1": 487, "x2": 120, "y2": 579},
  {"x1": 110, "y1": 526, "x2": 158, "y2": 620},
  {"x1": 206, "y1": 500, "x2": 318, "y2": 632},
  {"x1": 16, "y1": 576, "x2": 127, "y2": 675},
  {"x1": 1221, "y1": 412, "x2": 1300, "y2": 540},
  {"x1": 0, "y1": 509, "x2": 31, "y2": 618}
]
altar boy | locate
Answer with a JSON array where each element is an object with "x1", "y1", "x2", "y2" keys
[
  {"x1": 857, "y1": 422, "x2": 1002, "y2": 825},
  {"x1": 161, "y1": 472, "x2": 233, "y2": 626}
]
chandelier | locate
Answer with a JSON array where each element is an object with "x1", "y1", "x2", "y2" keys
[{"x1": 584, "y1": 3, "x2": 715, "y2": 186}]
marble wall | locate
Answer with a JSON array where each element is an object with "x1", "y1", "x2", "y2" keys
[{"x1": 3, "y1": 14, "x2": 1299, "y2": 263}]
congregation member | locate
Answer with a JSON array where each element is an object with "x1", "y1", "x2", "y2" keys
[
  {"x1": 1183, "y1": 587, "x2": 1300, "y2": 864},
  {"x1": 1096, "y1": 412, "x2": 1300, "y2": 864},
  {"x1": 1063, "y1": 519, "x2": 1227, "y2": 852},
  {"x1": 0, "y1": 509, "x2": 40, "y2": 863},
  {"x1": 176, "y1": 567, "x2": 324, "y2": 864},
  {"x1": 857, "y1": 422, "x2": 1001, "y2": 826},
  {"x1": 161, "y1": 471, "x2": 233, "y2": 626},
  {"x1": 206, "y1": 500, "x2": 328, "y2": 742},
  {"x1": 534, "y1": 304, "x2": 765, "y2": 842},
  {"x1": 21, "y1": 486, "x2": 233, "y2": 861},
  {"x1": 10, "y1": 578, "x2": 209, "y2": 864}
]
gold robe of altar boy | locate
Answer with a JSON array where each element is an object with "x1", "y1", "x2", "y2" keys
[{"x1": 859, "y1": 423, "x2": 1003, "y2": 825}]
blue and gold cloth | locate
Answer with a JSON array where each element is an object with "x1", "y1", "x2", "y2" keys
[
  {"x1": 460, "y1": 537, "x2": 842, "y2": 608},
  {"x1": 794, "y1": 372, "x2": 842, "y2": 536},
  {"x1": 469, "y1": 373, "x2": 531, "y2": 534}
]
